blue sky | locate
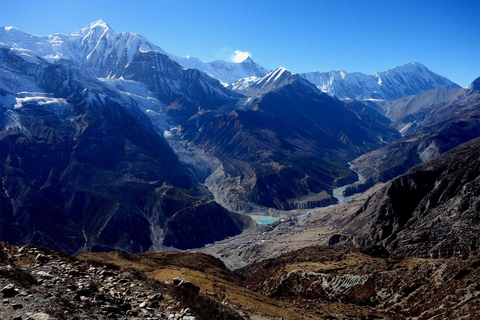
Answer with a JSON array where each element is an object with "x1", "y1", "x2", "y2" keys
[{"x1": 1, "y1": 0, "x2": 479, "y2": 87}]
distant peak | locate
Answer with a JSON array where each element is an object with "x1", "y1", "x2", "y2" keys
[
  {"x1": 405, "y1": 62, "x2": 425, "y2": 67},
  {"x1": 467, "y1": 77, "x2": 480, "y2": 93},
  {"x1": 273, "y1": 66, "x2": 290, "y2": 74},
  {"x1": 3, "y1": 26, "x2": 19, "y2": 32},
  {"x1": 260, "y1": 67, "x2": 293, "y2": 84},
  {"x1": 390, "y1": 62, "x2": 427, "y2": 72},
  {"x1": 90, "y1": 19, "x2": 108, "y2": 27},
  {"x1": 82, "y1": 19, "x2": 114, "y2": 33}
]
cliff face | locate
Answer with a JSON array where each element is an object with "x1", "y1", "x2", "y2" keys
[{"x1": 343, "y1": 137, "x2": 480, "y2": 258}]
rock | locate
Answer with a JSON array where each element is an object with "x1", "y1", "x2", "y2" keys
[
  {"x1": 119, "y1": 303, "x2": 132, "y2": 311},
  {"x1": 36, "y1": 271, "x2": 54, "y2": 279},
  {"x1": 27, "y1": 313, "x2": 52, "y2": 320},
  {"x1": 68, "y1": 270, "x2": 80, "y2": 277},
  {"x1": 173, "y1": 277, "x2": 200, "y2": 293},
  {"x1": 12, "y1": 302, "x2": 23, "y2": 309},
  {"x1": 1, "y1": 284, "x2": 18, "y2": 297},
  {"x1": 183, "y1": 317, "x2": 196, "y2": 320},
  {"x1": 139, "y1": 301, "x2": 147, "y2": 308},
  {"x1": 150, "y1": 293, "x2": 163, "y2": 301},
  {"x1": 76, "y1": 285, "x2": 97, "y2": 297},
  {"x1": 126, "y1": 310, "x2": 139, "y2": 316},
  {"x1": 3, "y1": 298, "x2": 9, "y2": 303},
  {"x1": 95, "y1": 292, "x2": 107, "y2": 301},
  {"x1": 13, "y1": 316, "x2": 22, "y2": 320},
  {"x1": 107, "y1": 313, "x2": 117, "y2": 319},
  {"x1": 105, "y1": 305, "x2": 120, "y2": 313},
  {"x1": 35, "y1": 254, "x2": 49, "y2": 263},
  {"x1": 66, "y1": 284, "x2": 78, "y2": 291},
  {"x1": 0, "y1": 265, "x2": 13, "y2": 271}
]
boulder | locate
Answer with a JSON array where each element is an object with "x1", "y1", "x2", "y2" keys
[
  {"x1": 173, "y1": 277, "x2": 200, "y2": 293},
  {"x1": 1, "y1": 284, "x2": 18, "y2": 297}
]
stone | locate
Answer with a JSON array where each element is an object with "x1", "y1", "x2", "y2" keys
[
  {"x1": 66, "y1": 284, "x2": 78, "y2": 291},
  {"x1": 1, "y1": 284, "x2": 18, "y2": 297},
  {"x1": 139, "y1": 301, "x2": 147, "y2": 308},
  {"x1": 35, "y1": 254, "x2": 49, "y2": 263},
  {"x1": 95, "y1": 292, "x2": 107, "y2": 301},
  {"x1": 119, "y1": 303, "x2": 132, "y2": 311},
  {"x1": 150, "y1": 293, "x2": 163, "y2": 301},
  {"x1": 12, "y1": 303, "x2": 23, "y2": 309},
  {"x1": 172, "y1": 277, "x2": 183, "y2": 286},
  {"x1": 173, "y1": 277, "x2": 200, "y2": 294},
  {"x1": 126, "y1": 310, "x2": 139, "y2": 316},
  {"x1": 0, "y1": 265, "x2": 13, "y2": 271},
  {"x1": 27, "y1": 313, "x2": 51, "y2": 320},
  {"x1": 105, "y1": 305, "x2": 120, "y2": 313},
  {"x1": 36, "y1": 271, "x2": 53, "y2": 279},
  {"x1": 68, "y1": 270, "x2": 80, "y2": 277}
]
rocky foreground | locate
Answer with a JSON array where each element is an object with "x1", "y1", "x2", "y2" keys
[
  {"x1": 0, "y1": 244, "x2": 241, "y2": 320},
  {"x1": 1, "y1": 242, "x2": 480, "y2": 320}
]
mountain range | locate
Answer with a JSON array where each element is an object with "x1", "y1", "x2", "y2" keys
[
  {"x1": 300, "y1": 62, "x2": 460, "y2": 100},
  {"x1": 0, "y1": 20, "x2": 478, "y2": 257}
]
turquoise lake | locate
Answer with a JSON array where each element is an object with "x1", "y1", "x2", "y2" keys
[{"x1": 256, "y1": 217, "x2": 279, "y2": 225}]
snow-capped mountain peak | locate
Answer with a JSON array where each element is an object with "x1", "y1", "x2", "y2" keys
[
  {"x1": 0, "y1": 20, "x2": 269, "y2": 83},
  {"x1": 300, "y1": 62, "x2": 460, "y2": 100},
  {"x1": 170, "y1": 54, "x2": 269, "y2": 83},
  {"x1": 0, "y1": 20, "x2": 167, "y2": 77},
  {"x1": 85, "y1": 19, "x2": 112, "y2": 30},
  {"x1": 260, "y1": 67, "x2": 291, "y2": 85},
  {"x1": 226, "y1": 66, "x2": 304, "y2": 96}
]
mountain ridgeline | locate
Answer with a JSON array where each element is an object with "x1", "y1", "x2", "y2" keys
[{"x1": 0, "y1": 20, "x2": 477, "y2": 256}]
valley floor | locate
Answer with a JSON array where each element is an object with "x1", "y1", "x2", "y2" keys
[{"x1": 197, "y1": 181, "x2": 381, "y2": 270}]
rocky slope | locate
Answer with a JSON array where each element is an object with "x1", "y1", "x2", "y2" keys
[
  {"x1": 240, "y1": 245, "x2": 480, "y2": 320},
  {"x1": 0, "y1": 45, "x2": 251, "y2": 254},
  {"x1": 380, "y1": 87, "x2": 466, "y2": 123},
  {"x1": 299, "y1": 62, "x2": 460, "y2": 100},
  {"x1": 0, "y1": 243, "x2": 243, "y2": 320},
  {"x1": 346, "y1": 79, "x2": 480, "y2": 193},
  {"x1": 342, "y1": 137, "x2": 480, "y2": 258}
]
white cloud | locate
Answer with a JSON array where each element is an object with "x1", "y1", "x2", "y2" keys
[{"x1": 231, "y1": 50, "x2": 251, "y2": 63}]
